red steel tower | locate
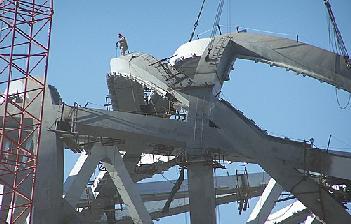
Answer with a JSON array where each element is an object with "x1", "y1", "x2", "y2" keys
[{"x1": 0, "y1": 0, "x2": 53, "y2": 223}]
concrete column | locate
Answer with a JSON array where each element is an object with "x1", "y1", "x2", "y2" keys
[
  {"x1": 63, "y1": 151, "x2": 102, "y2": 207},
  {"x1": 32, "y1": 131, "x2": 65, "y2": 224},
  {"x1": 32, "y1": 83, "x2": 65, "y2": 224},
  {"x1": 104, "y1": 148, "x2": 152, "y2": 224},
  {"x1": 0, "y1": 184, "x2": 12, "y2": 223},
  {"x1": 247, "y1": 178, "x2": 283, "y2": 224},
  {"x1": 187, "y1": 161, "x2": 216, "y2": 224}
]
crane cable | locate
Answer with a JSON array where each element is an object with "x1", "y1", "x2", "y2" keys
[
  {"x1": 335, "y1": 87, "x2": 351, "y2": 109},
  {"x1": 324, "y1": 0, "x2": 351, "y2": 68},
  {"x1": 0, "y1": 3, "x2": 4, "y2": 43},
  {"x1": 324, "y1": 0, "x2": 351, "y2": 109},
  {"x1": 210, "y1": 0, "x2": 224, "y2": 41},
  {"x1": 206, "y1": 0, "x2": 225, "y2": 57},
  {"x1": 227, "y1": 0, "x2": 231, "y2": 33},
  {"x1": 188, "y1": 0, "x2": 207, "y2": 42}
]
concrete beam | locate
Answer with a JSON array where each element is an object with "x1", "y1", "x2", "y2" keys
[
  {"x1": 214, "y1": 98, "x2": 351, "y2": 180},
  {"x1": 210, "y1": 99, "x2": 351, "y2": 223},
  {"x1": 139, "y1": 172, "x2": 270, "y2": 202},
  {"x1": 103, "y1": 146, "x2": 152, "y2": 224},
  {"x1": 77, "y1": 171, "x2": 270, "y2": 214},
  {"x1": 73, "y1": 107, "x2": 234, "y2": 156},
  {"x1": 75, "y1": 107, "x2": 187, "y2": 147},
  {"x1": 63, "y1": 147, "x2": 105, "y2": 208},
  {"x1": 110, "y1": 54, "x2": 189, "y2": 106},
  {"x1": 266, "y1": 201, "x2": 309, "y2": 224},
  {"x1": 115, "y1": 192, "x2": 269, "y2": 224},
  {"x1": 200, "y1": 33, "x2": 351, "y2": 92},
  {"x1": 247, "y1": 178, "x2": 283, "y2": 224},
  {"x1": 62, "y1": 143, "x2": 153, "y2": 224}
]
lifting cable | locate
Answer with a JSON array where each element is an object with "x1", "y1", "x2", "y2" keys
[
  {"x1": 227, "y1": 0, "x2": 231, "y2": 33},
  {"x1": 324, "y1": 0, "x2": 351, "y2": 68},
  {"x1": 210, "y1": 0, "x2": 225, "y2": 39},
  {"x1": 207, "y1": 0, "x2": 225, "y2": 56},
  {"x1": 0, "y1": 13, "x2": 4, "y2": 43},
  {"x1": 335, "y1": 88, "x2": 351, "y2": 109},
  {"x1": 188, "y1": 0, "x2": 207, "y2": 42},
  {"x1": 324, "y1": 0, "x2": 351, "y2": 109}
]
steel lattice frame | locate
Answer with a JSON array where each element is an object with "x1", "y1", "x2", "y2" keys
[{"x1": 0, "y1": 0, "x2": 53, "y2": 223}]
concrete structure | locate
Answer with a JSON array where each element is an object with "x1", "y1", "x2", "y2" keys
[
  {"x1": 1, "y1": 31, "x2": 351, "y2": 224},
  {"x1": 247, "y1": 178, "x2": 283, "y2": 224},
  {"x1": 266, "y1": 201, "x2": 309, "y2": 224},
  {"x1": 101, "y1": 32, "x2": 351, "y2": 223}
]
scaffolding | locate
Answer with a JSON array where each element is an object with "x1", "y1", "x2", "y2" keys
[{"x1": 0, "y1": 0, "x2": 53, "y2": 223}]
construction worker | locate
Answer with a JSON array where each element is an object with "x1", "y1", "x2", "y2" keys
[{"x1": 116, "y1": 33, "x2": 128, "y2": 56}]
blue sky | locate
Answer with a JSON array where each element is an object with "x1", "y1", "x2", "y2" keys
[{"x1": 50, "y1": 0, "x2": 351, "y2": 223}]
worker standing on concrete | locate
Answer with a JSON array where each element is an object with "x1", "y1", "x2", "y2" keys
[{"x1": 116, "y1": 33, "x2": 128, "y2": 56}]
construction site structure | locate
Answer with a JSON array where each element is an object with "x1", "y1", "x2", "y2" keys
[
  {"x1": 1, "y1": 31, "x2": 349, "y2": 224},
  {"x1": 1, "y1": 1, "x2": 351, "y2": 224}
]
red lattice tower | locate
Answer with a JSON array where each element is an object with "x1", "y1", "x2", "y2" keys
[{"x1": 0, "y1": 0, "x2": 53, "y2": 223}]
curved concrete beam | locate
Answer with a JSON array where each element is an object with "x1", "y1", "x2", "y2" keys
[
  {"x1": 110, "y1": 54, "x2": 189, "y2": 109},
  {"x1": 197, "y1": 32, "x2": 351, "y2": 92}
]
